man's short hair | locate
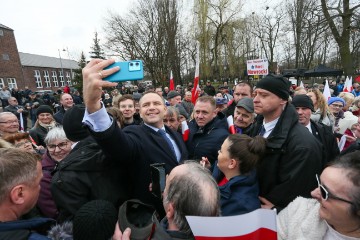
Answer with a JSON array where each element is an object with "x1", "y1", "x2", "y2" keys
[
  {"x1": 196, "y1": 96, "x2": 216, "y2": 108},
  {"x1": 236, "y1": 82, "x2": 253, "y2": 94},
  {"x1": 163, "y1": 161, "x2": 220, "y2": 231},
  {"x1": 116, "y1": 94, "x2": 135, "y2": 107},
  {"x1": 0, "y1": 149, "x2": 40, "y2": 203}
]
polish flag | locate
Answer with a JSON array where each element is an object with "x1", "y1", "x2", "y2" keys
[
  {"x1": 169, "y1": 70, "x2": 175, "y2": 91},
  {"x1": 227, "y1": 115, "x2": 236, "y2": 134},
  {"x1": 186, "y1": 208, "x2": 277, "y2": 240},
  {"x1": 343, "y1": 76, "x2": 353, "y2": 92},
  {"x1": 299, "y1": 81, "x2": 304, "y2": 88},
  {"x1": 192, "y1": 42, "x2": 200, "y2": 104},
  {"x1": 323, "y1": 80, "x2": 331, "y2": 101},
  {"x1": 181, "y1": 120, "x2": 190, "y2": 142},
  {"x1": 19, "y1": 112, "x2": 24, "y2": 132}
]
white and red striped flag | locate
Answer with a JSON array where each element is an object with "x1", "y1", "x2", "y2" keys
[
  {"x1": 186, "y1": 209, "x2": 277, "y2": 240},
  {"x1": 169, "y1": 70, "x2": 175, "y2": 91},
  {"x1": 227, "y1": 115, "x2": 236, "y2": 134},
  {"x1": 192, "y1": 42, "x2": 200, "y2": 104},
  {"x1": 343, "y1": 76, "x2": 353, "y2": 92},
  {"x1": 323, "y1": 80, "x2": 331, "y2": 101},
  {"x1": 181, "y1": 120, "x2": 189, "y2": 142},
  {"x1": 19, "y1": 112, "x2": 24, "y2": 132}
]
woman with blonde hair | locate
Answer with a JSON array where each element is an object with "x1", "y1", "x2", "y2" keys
[{"x1": 307, "y1": 88, "x2": 334, "y2": 127}]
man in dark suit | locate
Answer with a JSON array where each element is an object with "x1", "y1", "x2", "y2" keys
[
  {"x1": 81, "y1": 59, "x2": 188, "y2": 216},
  {"x1": 292, "y1": 94, "x2": 340, "y2": 167}
]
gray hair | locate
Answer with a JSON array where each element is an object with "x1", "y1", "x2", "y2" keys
[
  {"x1": 0, "y1": 149, "x2": 40, "y2": 203},
  {"x1": 163, "y1": 161, "x2": 220, "y2": 231},
  {"x1": 44, "y1": 126, "x2": 69, "y2": 145},
  {"x1": 0, "y1": 112, "x2": 16, "y2": 121},
  {"x1": 165, "y1": 106, "x2": 180, "y2": 119}
]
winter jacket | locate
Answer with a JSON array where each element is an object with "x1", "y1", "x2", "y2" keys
[
  {"x1": 0, "y1": 218, "x2": 55, "y2": 240},
  {"x1": 277, "y1": 197, "x2": 327, "y2": 240},
  {"x1": 250, "y1": 104, "x2": 323, "y2": 210},
  {"x1": 53, "y1": 107, "x2": 66, "y2": 125},
  {"x1": 213, "y1": 166, "x2": 260, "y2": 216},
  {"x1": 151, "y1": 217, "x2": 194, "y2": 240},
  {"x1": 29, "y1": 122, "x2": 58, "y2": 148},
  {"x1": 37, "y1": 151, "x2": 59, "y2": 219},
  {"x1": 186, "y1": 112, "x2": 229, "y2": 167},
  {"x1": 51, "y1": 137, "x2": 130, "y2": 223}
]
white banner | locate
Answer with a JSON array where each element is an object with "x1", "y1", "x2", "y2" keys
[{"x1": 247, "y1": 59, "x2": 269, "y2": 76}]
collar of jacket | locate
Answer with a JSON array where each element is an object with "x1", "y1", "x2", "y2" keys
[
  {"x1": 191, "y1": 111, "x2": 227, "y2": 135},
  {"x1": 219, "y1": 170, "x2": 257, "y2": 199},
  {"x1": 257, "y1": 104, "x2": 299, "y2": 149}
]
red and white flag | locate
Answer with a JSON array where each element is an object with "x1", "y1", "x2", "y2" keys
[
  {"x1": 181, "y1": 120, "x2": 190, "y2": 142},
  {"x1": 343, "y1": 76, "x2": 353, "y2": 92},
  {"x1": 192, "y1": 42, "x2": 200, "y2": 104},
  {"x1": 227, "y1": 115, "x2": 236, "y2": 134},
  {"x1": 169, "y1": 70, "x2": 175, "y2": 91},
  {"x1": 186, "y1": 209, "x2": 277, "y2": 240},
  {"x1": 323, "y1": 80, "x2": 331, "y2": 101},
  {"x1": 19, "y1": 112, "x2": 24, "y2": 132}
]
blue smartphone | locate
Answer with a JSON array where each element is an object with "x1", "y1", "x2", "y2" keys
[{"x1": 104, "y1": 60, "x2": 144, "y2": 82}]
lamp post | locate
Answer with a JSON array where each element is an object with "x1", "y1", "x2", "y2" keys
[{"x1": 58, "y1": 49, "x2": 65, "y2": 85}]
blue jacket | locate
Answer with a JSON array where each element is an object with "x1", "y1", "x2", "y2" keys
[
  {"x1": 0, "y1": 218, "x2": 55, "y2": 240},
  {"x1": 213, "y1": 166, "x2": 260, "y2": 216}
]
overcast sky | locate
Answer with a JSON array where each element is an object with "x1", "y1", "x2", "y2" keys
[{"x1": 1, "y1": 0, "x2": 276, "y2": 61}]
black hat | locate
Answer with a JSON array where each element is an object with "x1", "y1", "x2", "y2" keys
[
  {"x1": 256, "y1": 74, "x2": 290, "y2": 100},
  {"x1": 291, "y1": 94, "x2": 315, "y2": 112},
  {"x1": 29, "y1": 91, "x2": 36, "y2": 95},
  {"x1": 118, "y1": 199, "x2": 156, "y2": 240},
  {"x1": 62, "y1": 104, "x2": 89, "y2": 142},
  {"x1": 176, "y1": 105, "x2": 189, "y2": 119},
  {"x1": 36, "y1": 105, "x2": 53, "y2": 117},
  {"x1": 236, "y1": 97, "x2": 254, "y2": 113},
  {"x1": 167, "y1": 90, "x2": 181, "y2": 100},
  {"x1": 73, "y1": 200, "x2": 117, "y2": 240}
]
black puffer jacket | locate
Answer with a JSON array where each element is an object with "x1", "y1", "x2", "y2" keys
[
  {"x1": 51, "y1": 137, "x2": 130, "y2": 223},
  {"x1": 250, "y1": 104, "x2": 323, "y2": 210},
  {"x1": 186, "y1": 112, "x2": 229, "y2": 166}
]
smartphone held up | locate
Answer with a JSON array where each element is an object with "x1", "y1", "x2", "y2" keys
[{"x1": 104, "y1": 60, "x2": 144, "y2": 82}]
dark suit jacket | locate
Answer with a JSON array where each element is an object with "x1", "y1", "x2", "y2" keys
[{"x1": 90, "y1": 120, "x2": 188, "y2": 215}]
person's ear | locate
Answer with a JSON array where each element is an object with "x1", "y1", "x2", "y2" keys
[
  {"x1": 228, "y1": 159, "x2": 238, "y2": 169},
  {"x1": 10, "y1": 185, "x2": 25, "y2": 204},
  {"x1": 165, "y1": 202, "x2": 175, "y2": 220}
]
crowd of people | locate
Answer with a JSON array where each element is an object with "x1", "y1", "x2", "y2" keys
[{"x1": 1, "y1": 58, "x2": 360, "y2": 239}]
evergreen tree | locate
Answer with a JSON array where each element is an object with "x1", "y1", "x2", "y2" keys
[
  {"x1": 89, "y1": 31, "x2": 106, "y2": 59},
  {"x1": 73, "y1": 51, "x2": 87, "y2": 94}
]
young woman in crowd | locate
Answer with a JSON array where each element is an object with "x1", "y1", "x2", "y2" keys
[
  {"x1": 201, "y1": 134, "x2": 266, "y2": 216},
  {"x1": 277, "y1": 151, "x2": 360, "y2": 239},
  {"x1": 307, "y1": 88, "x2": 334, "y2": 127}
]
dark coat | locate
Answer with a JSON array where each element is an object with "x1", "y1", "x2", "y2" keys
[
  {"x1": 151, "y1": 217, "x2": 194, "y2": 240},
  {"x1": 37, "y1": 151, "x2": 58, "y2": 219},
  {"x1": 213, "y1": 167, "x2": 260, "y2": 216},
  {"x1": 51, "y1": 137, "x2": 130, "y2": 223},
  {"x1": 89, "y1": 121, "x2": 188, "y2": 215},
  {"x1": 186, "y1": 112, "x2": 229, "y2": 166},
  {"x1": 222, "y1": 99, "x2": 236, "y2": 117},
  {"x1": 310, "y1": 120, "x2": 340, "y2": 167},
  {"x1": 53, "y1": 107, "x2": 66, "y2": 124},
  {"x1": 250, "y1": 104, "x2": 323, "y2": 210},
  {"x1": 29, "y1": 123, "x2": 58, "y2": 148},
  {"x1": 0, "y1": 218, "x2": 55, "y2": 240}
]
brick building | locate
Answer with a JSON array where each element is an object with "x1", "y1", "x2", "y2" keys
[{"x1": 0, "y1": 23, "x2": 78, "y2": 92}]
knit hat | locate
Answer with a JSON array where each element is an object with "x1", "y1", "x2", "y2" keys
[
  {"x1": 62, "y1": 104, "x2": 89, "y2": 142},
  {"x1": 118, "y1": 199, "x2": 156, "y2": 240},
  {"x1": 236, "y1": 97, "x2": 254, "y2": 113},
  {"x1": 36, "y1": 105, "x2": 53, "y2": 117},
  {"x1": 73, "y1": 200, "x2": 117, "y2": 240},
  {"x1": 176, "y1": 105, "x2": 189, "y2": 119},
  {"x1": 256, "y1": 74, "x2": 290, "y2": 100},
  {"x1": 291, "y1": 95, "x2": 315, "y2": 112},
  {"x1": 167, "y1": 90, "x2": 181, "y2": 100},
  {"x1": 328, "y1": 97, "x2": 346, "y2": 107}
]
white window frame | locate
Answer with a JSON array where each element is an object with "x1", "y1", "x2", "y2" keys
[
  {"x1": 43, "y1": 70, "x2": 51, "y2": 88},
  {"x1": 7, "y1": 78, "x2": 17, "y2": 89},
  {"x1": 65, "y1": 71, "x2": 72, "y2": 86},
  {"x1": 34, "y1": 70, "x2": 43, "y2": 88},
  {"x1": 0, "y1": 78, "x2": 4, "y2": 88},
  {"x1": 59, "y1": 71, "x2": 65, "y2": 87},
  {"x1": 52, "y1": 71, "x2": 59, "y2": 87}
]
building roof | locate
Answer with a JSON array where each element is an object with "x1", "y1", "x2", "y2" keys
[
  {"x1": 0, "y1": 24, "x2": 13, "y2": 31},
  {"x1": 19, "y1": 52, "x2": 78, "y2": 69}
]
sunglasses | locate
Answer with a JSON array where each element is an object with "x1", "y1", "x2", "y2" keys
[{"x1": 316, "y1": 174, "x2": 353, "y2": 204}]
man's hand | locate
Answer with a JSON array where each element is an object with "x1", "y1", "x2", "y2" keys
[
  {"x1": 82, "y1": 59, "x2": 119, "y2": 113},
  {"x1": 112, "y1": 222, "x2": 131, "y2": 240},
  {"x1": 17, "y1": 108, "x2": 23, "y2": 113}
]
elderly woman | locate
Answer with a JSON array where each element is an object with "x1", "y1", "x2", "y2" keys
[
  {"x1": 37, "y1": 126, "x2": 72, "y2": 219},
  {"x1": 29, "y1": 105, "x2": 59, "y2": 148},
  {"x1": 277, "y1": 151, "x2": 360, "y2": 239}
]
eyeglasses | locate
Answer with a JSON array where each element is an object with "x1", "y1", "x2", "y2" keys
[
  {"x1": 316, "y1": 174, "x2": 353, "y2": 204},
  {"x1": 47, "y1": 142, "x2": 68, "y2": 152},
  {"x1": 330, "y1": 104, "x2": 343, "y2": 108},
  {"x1": 0, "y1": 120, "x2": 19, "y2": 124}
]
